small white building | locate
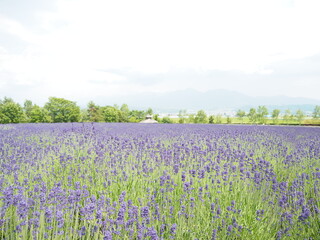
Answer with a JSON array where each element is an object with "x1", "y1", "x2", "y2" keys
[{"x1": 140, "y1": 115, "x2": 158, "y2": 123}]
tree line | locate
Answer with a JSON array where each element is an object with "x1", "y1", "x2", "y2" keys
[
  {"x1": 0, "y1": 97, "x2": 320, "y2": 124},
  {"x1": 0, "y1": 97, "x2": 155, "y2": 124},
  {"x1": 174, "y1": 106, "x2": 320, "y2": 125},
  {"x1": 235, "y1": 106, "x2": 320, "y2": 125}
]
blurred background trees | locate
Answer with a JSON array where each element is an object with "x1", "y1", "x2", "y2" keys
[
  {"x1": 1, "y1": 97, "x2": 320, "y2": 125},
  {"x1": 236, "y1": 110, "x2": 246, "y2": 124},
  {"x1": 272, "y1": 109, "x2": 280, "y2": 124},
  {"x1": 0, "y1": 97, "x2": 24, "y2": 123},
  {"x1": 194, "y1": 110, "x2": 208, "y2": 124},
  {"x1": 44, "y1": 97, "x2": 81, "y2": 123}
]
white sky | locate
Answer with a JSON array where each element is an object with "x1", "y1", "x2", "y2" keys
[{"x1": 0, "y1": 0, "x2": 320, "y2": 105}]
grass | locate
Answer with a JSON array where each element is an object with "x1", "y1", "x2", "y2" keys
[{"x1": 166, "y1": 117, "x2": 320, "y2": 125}]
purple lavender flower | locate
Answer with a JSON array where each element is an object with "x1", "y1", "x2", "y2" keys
[
  {"x1": 119, "y1": 191, "x2": 126, "y2": 203},
  {"x1": 78, "y1": 226, "x2": 86, "y2": 236},
  {"x1": 147, "y1": 227, "x2": 159, "y2": 240},
  {"x1": 173, "y1": 164, "x2": 179, "y2": 174},
  {"x1": 141, "y1": 206, "x2": 149, "y2": 218},
  {"x1": 117, "y1": 206, "x2": 126, "y2": 223},
  {"x1": 298, "y1": 205, "x2": 311, "y2": 222},
  {"x1": 45, "y1": 207, "x2": 53, "y2": 223},
  {"x1": 104, "y1": 230, "x2": 112, "y2": 240},
  {"x1": 160, "y1": 224, "x2": 166, "y2": 235},
  {"x1": 216, "y1": 207, "x2": 221, "y2": 215},
  {"x1": 211, "y1": 229, "x2": 217, "y2": 240},
  {"x1": 170, "y1": 223, "x2": 177, "y2": 235},
  {"x1": 279, "y1": 195, "x2": 288, "y2": 208},
  {"x1": 56, "y1": 210, "x2": 64, "y2": 228}
]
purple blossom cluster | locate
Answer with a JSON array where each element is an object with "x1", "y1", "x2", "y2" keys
[{"x1": 0, "y1": 123, "x2": 320, "y2": 239}]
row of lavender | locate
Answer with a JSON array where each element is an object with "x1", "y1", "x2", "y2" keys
[{"x1": 0, "y1": 123, "x2": 319, "y2": 239}]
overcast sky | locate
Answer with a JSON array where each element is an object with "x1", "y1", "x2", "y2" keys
[{"x1": 1, "y1": 0, "x2": 320, "y2": 106}]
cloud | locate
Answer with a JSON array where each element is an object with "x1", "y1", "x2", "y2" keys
[
  {"x1": 91, "y1": 52, "x2": 320, "y2": 101},
  {"x1": 0, "y1": 0, "x2": 57, "y2": 30},
  {"x1": 0, "y1": 0, "x2": 320, "y2": 104}
]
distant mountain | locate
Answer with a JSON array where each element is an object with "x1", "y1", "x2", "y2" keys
[{"x1": 92, "y1": 89, "x2": 320, "y2": 113}]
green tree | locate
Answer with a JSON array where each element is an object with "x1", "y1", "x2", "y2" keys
[
  {"x1": 195, "y1": 110, "x2": 208, "y2": 124},
  {"x1": 313, "y1": 105, "x2": 320, "y2": 119},
  {"x1": 161, "y1": 116, "x2": 173, "y2": 123},
  {"x1": 0, "y1": 97, "x2": 24, "y2": 123},
  {"x1": 44, "y1": 97, "x2": 81, "y2": 123},
  {"x1": 216, "y1": 114, "x2": 222, "y2": 124},
  {"x1": 87, "y1": 101, "x2": 104, "y2": 122},
  {"x1": 129, "y1": 110, "x2": 146, "y2": 121},
  {"x1": 257, "y1": 106, "x2": 268, "y2": 124},
  {"x1": 226, "y1": 116, "x2": 232, "y2": 124},
  {"x1": 120, "y1": 104, "x2": 130, "y2": 122},
  {"x1": 0, "y1": 97, "x2": 14, "y2": 105},
  {"x1": 236, "y1": 110, "x2": 246, "y2": 124},
  {"x1": 128, "y1": 117, "x2": 138, "y2": 122},
  {"x1": 247, "y1": 108, "x2": 257, "y2": 123},
  {"x1": 188, "y1": 114, "x2": 195, "y2": 123},
  {"x1": 80, "y1": 109, "x2": 89, "y2": 122},
  {"x1": 146, "y1": 108, "x2": 153, "y2": 116},
  {"x1": 178, "y1": 109, "x2": 187, "y2": 124},
  {"x1": 208, "y1": 115, "x2": 215, "y2": 124},
  {"x1": 29, "y1": 105, "x2": 52, "y2": 123},
  {"x1": 272, "y1": 109, "x2": 281, "y2": 125},
  {"x1": 295, "y1": 109, "x2": 305, "y2": 125},
  {"x1": 103, "y1": 106, "x2": 120, "y2": 122},
  {"x1": 283, "y1": 109, "x2": 292, "y2": 125},
  {"x1": 23, "y1": 99, "x2": 34, "y2": 122}
]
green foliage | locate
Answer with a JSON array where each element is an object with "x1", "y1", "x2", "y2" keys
[
  {"x1": 0, "y1": 97, "x2": 14, "y2": 105},
  {"x1": 257, "y1": 106, "x2": 268, "y2": 124},
  {"x1": 120, "y1": 104, "x2": 130, "y2": 122},
  {"x1": 128, "y1": 116, "x2": 138, "y2": 122},
  {"x1": 313, "y1": 105, "x2": 320, "y2": 119},
  {"x1": 226, "y1": 116, "x2": 232, "y2": 124},
  {"x1": 0, "y1": 97, "x2": 24, "y2": 123},
  {"x1": 216, "y1": 114, "x2": 222, "y2": 124},
  {"x1": 102, "y1": 106, "x2": 121, "y2": 122},
  {"x1": 236, "y1": 110, "x2": 246, "y2": 123},
  {"x1": 86, "y1": 102, "x2": 131, "y2": 123},
  {"x1": 87, "y1": 101, "x2": 104, "y2": 122},
  {"x1": 283, "y1": 109, "x2": 292, "y2": 125},
  {"x1": 208, "y1": 115, "x2": 215, "y2": 124},
  {"x1": 129, "y1": 110, "x2": 146, "y2": 121},
  {"x1": 178, "y1": 109, "x2": 187, "y2": 124},
  {"x1": 161, "y1": 116, "x2": 173, "y2": 123},
  {"x1": 146, "y1": 107, "x2": 153, "y2": 116},
  {"x1": 23, "y1": 100, "x2": 34, "y2": 121},
  {"x1": 80, "y1": 109, "x2": 89, "y2": 122},
  {"x1": 188, "y1": 114, "x2": 195, "y2": 123},
  {"x1": 44, "y1": 97, "x2": 81, "y2": 123},
  {"x1": 194, "y1": 110, "x2": 208, "y2": 123},
  {"x1": 154, "y1": 114, "x2": 159, "y2": 122},
  {"x1": 295, "y1": 109, "x2": 305, "y2": 125},
  {"x1": 247, "y1": 108, "x2": 257, "y2": 123},
  {"x1": 178, "y1": 117, "x2": 185, "y2": 124},
  {"x1": 29, "y1": 105, "x2": 52, "y2": 123},
  {"x1": 2, "y1": 96, "x2": 320, "y2": 126},
  {"x1": 272, "y1": 109, "x2": 281, "y2": 124}
]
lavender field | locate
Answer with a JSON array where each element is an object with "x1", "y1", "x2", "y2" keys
[{"x1": 0, "y1": 123, "x2": 320, "y2": 239}]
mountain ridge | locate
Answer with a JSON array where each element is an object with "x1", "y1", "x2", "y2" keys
[{"x1": 90, "y1": 89, "x2": 320, "y2": 113}]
